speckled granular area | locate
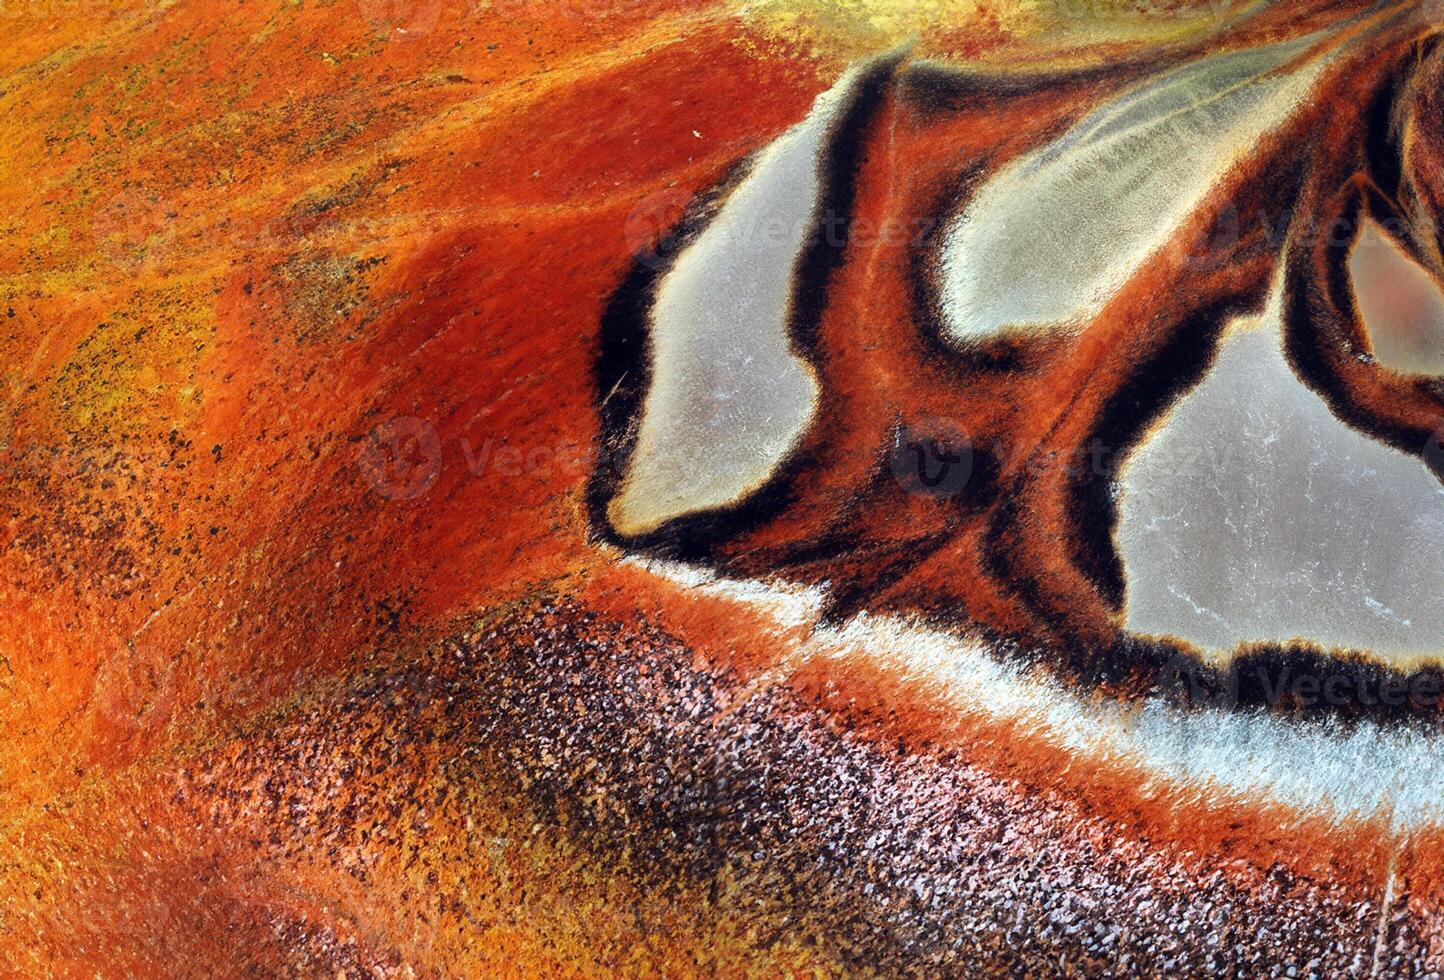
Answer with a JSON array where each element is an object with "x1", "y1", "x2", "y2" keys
[
  {"x1": 12, "y1": 597, "x2": 1419, "y2": 975},
  {"x1": 386, "y1": 601, "x2": 1411, "y2": 975}
]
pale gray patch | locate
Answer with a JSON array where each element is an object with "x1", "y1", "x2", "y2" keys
[
  {"x1": 607, "y1": 69, "x2": 866, "y2": 536},
  {"x1": 1350, "y1": 218, "x2": 1444, "y2": 376},
  {"x1": 1117, "y1": 288, "x2": 1444, "y2": 662},
  {"x1": 938, "y1": 32, "x2": 1330, "y2": 342}
]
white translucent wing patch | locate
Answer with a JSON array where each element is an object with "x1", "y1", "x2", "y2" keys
[
  {"x1": 1117, "y1": 283, "x2": 1444, "y2": 663},
  {"x1": 1350, "y1": 218, "x2": 1444, "y2": 376},
  {"x1": 607, "y1": 70, "x2": 864, "y2": 537},
  {"x1": 938, "y1": 33, "x2": 1330, "y2": 343}
]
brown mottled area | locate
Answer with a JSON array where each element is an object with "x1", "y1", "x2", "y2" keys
[
  {"x1": 4, "y1": 598, "x2": 1417, "y2": 974},
  {"x1": 268, "y1": 251, "x2": 388, "y2": 344}
]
